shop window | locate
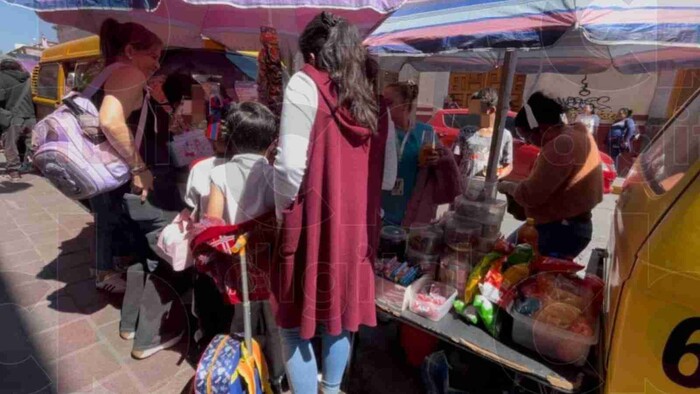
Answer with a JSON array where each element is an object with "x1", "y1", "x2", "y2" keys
[
  {"x1": 641, "y1": 88, "x2": 700, "y2": 194},
  {"x1": 37, "y1": 63, "x2": 59, "y2": 100}
]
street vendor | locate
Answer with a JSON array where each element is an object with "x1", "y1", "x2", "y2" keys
[
  {"x1": 381, "y1": 81, "x2": 460, "y2": 227},
  {"x1": 498, "y1": 92, "x2": 603, "y2": 258}
]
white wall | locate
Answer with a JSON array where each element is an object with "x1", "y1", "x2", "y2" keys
[
  {"x1": 523, "y1": 68, "x2": 658, "y2": 123},
  {"x1": 646, "y1": 69, "x2": 677, "y2": 121}
]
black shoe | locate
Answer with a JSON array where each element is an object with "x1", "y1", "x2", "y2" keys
[{"x1": 18, "y1": 162, "x2": 34, "y2": 174}]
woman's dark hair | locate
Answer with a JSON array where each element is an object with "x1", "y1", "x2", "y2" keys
[
  {"x1": 162, "y1": 73, "x2": 195, "y2": 106},
  {"x1": 365, "y1": 56, "x2": 379, "y2": 93},
  {"x1": 223, "y1": 102, "x2": 278, "y2": 154},
  {"x1": 299, "y1": 12, "x2": 378, "y2": 132},
  {"x1": 619, "y1": 107, "x2": 633, "y2": 117},
  {"x1": 385, "y1": 81, "x2": 419, "y2": 111},
  {"x1": 514, "y1": 91, "x2": 565, "y2": 132},
  {"x1": 99, "y1": 18, "x2": 162, "y2": 65}
]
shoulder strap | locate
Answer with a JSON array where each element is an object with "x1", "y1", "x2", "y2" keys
[
  {"x1": 134, "y1": 89, "x2": 151, "y2": 151},
  {"x1": 81, "y1": 63, "x2": 126, "y2": 100}
]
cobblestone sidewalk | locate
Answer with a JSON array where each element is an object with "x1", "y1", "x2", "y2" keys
[{"x1": 0, "y1": 173, "x2": 194, "y2": 394}]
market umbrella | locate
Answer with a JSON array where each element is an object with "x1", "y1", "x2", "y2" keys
[
  {"x1": 366, "y1": 0, "x2": 700, "y2": 183},
  {"x1": 4, "y1": 0, "x2": 405, "y2": 50},
  {"x1": 369, "y1": 0, "x2": 700, "y2": 75}
]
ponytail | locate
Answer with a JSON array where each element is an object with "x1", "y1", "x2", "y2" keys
[{"x1": 99, "y1": 18, "x2": 162, "y2": 65}]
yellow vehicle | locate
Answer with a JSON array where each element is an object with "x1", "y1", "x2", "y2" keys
[
  {"x1": 32, "y1": 35, "x2": 259, "y2": 120},
  {"x1": 600, "y1": 86, "x2": 700, "y2": 392}
]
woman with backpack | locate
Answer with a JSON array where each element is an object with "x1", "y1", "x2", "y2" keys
[
  {"x1": 88, "y1": 18, "x2": 163, "y2": 292},
  {"x1": 272, "y1": 12, "x2": 392, "y2": 394}
]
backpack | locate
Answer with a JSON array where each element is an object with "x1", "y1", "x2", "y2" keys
[
  {"x1": 32, "y1": 63, "x2": 149, "y2": 200},
  {"x1": 195, "y1": 334, "x2": 272, "y2": 394}
]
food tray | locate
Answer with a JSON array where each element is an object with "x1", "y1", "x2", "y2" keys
[
  {"x1": 511, "y1": 309, "x2": 599, "y2": 367},
  {"x1": 408, "y1": 281, "x2": 458, "y2": 322}
]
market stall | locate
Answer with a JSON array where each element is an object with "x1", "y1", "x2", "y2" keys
[{"x1": 366, "y1": 2, "x2": 700, "y2": 390}]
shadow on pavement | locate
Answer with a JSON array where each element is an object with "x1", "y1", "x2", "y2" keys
[
  {"x1": 37, "y1": 226, "x2": 123, "y2": 317},
  {"x1": 0, "y1": 180, "x2": 32, "y2": 194},
  {"x1": 0, "y1": 272, "x2": 54, "y2": 394}
]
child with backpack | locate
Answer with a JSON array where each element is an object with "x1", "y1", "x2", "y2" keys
[{"x1": 195, "y1": 101, "x2": 285, "y2": 391}]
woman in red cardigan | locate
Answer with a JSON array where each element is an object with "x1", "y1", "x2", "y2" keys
[{"x1": 272, "y1": 11, "x2": 391, "y2": 394}]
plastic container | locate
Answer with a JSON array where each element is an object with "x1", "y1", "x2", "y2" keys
[
  {"x1": 454, "y1": 196, "x2": 507, "y2": 225},
  {"x1": 409, "y1": 281, "x2": 458, "y2": 321},
  {"x1": 469, "y1": 251, "x2": 488, "y2": 267},
  {"x1": 479, "y1": 221, "x2": 502, "y2": 239},
  {"x1": 378, "y1": 226, "x2": 407, "y2": 261},
  {"x1": 407, "y1": 248, "x2": 439, "y2": 277},
  {"x1": 511, "y1": 309, "x2": 599, "y2": 366},
  {"x1": 462, "y1": 176, "x2": 496, "y2": 201},
  {"x1": 444, "y1": 216, "x2": 482, "y2": 252},
  {"x1": 475, "y1": 235, "x2": 500, "y2": 253},
  {"x1": 408, "y1": 224, "x2": 444, "y2": 255},
  {"x1": 438, "y1": 253, "x2": 471, "y2": 299},
  {"x1": 375, "y1": 275, "x2": 430, "y2": 312}
]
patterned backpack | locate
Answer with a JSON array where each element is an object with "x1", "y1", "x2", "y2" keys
[
  {"x1": 195, "y1": 334, "x2": 272, "y2": 394},
  {"x1": 32, "y1": 63, "x2": 149, "y2": 200}
]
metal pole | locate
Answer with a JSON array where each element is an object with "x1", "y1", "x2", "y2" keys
[
  {"x1": 238, "y1": 234, "x2": 253, "y2": 352},
  {"x1": 485, "y1": 50, "x2": 518, "y2": 196}
]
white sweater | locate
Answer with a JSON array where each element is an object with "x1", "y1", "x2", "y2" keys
[{"x1": 273, "y1": 71, "x2": 397, "y2": 220}]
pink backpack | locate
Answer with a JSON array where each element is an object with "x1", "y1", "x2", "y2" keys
[{"x1": 32, "y1": 63, "x2": 149, "y2": 200}]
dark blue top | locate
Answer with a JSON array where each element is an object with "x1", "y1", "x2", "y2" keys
[{"x1": 608, "y1": 118, "x2": 636, "y2": 145}]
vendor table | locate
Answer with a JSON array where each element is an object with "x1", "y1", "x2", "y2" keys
[{"x1": 375, "y1": 299, "x2": 590, "y2": 393}]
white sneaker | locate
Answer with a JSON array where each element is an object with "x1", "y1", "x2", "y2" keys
[
  {"x1": 120, "y1": 331, "x2": 135, "y2": 340},
  {"x1": 131, "y1": 332, "x2": 184, "y2": 360},
  {"x1": 95, "y1": 272, "x2": 127, "y2": 294}
]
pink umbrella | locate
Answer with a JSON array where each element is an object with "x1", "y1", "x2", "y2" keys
[{"x1": 6, "y1": 0, "x2": 404, "y2": 50}]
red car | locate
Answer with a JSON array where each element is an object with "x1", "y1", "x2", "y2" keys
[{"x1": 428, "y1": 108, "x2": 617, "y2": 193}]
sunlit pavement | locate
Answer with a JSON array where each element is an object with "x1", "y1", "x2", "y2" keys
[
  {"x1": 0, "y1": 162, "x2": 617, "y2": 393},
  {"x1": 0, "y1": 171, "x2": 194, "y2": 394}
]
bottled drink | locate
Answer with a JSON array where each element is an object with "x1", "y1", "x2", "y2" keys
[{"x1": 517, "y1": 218, "x2": 539, "y2": 254}]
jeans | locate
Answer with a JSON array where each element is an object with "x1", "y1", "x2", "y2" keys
[
  {"x1": 280, "y1": 327, "x2": 351, "y2": 394},
  {"x1": 89, "y1": 183, "x2": 131, "y2": 272},
  {"x1": 508, "y1": 219, "x2": 593, "y2": 259},
  {"x1": 3, "y1": 117, "x2": 35, "y2": 170},
  {"x1": 120, "y1": 262, "x2": 191, "y2": 350}
]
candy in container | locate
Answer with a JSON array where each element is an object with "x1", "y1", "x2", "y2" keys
[
  {"x1": 409, "y1": 282, "x2": 457, "y2": 321},
  {"x1": 444, "y1": 217, "x2": 482, "y2": 252},
  {"x1": 379, "y1": 226, "x2": 407, "y2": 261},
  {"x1": 408, "y1": 224, "x2": 444, "y2": 255}
]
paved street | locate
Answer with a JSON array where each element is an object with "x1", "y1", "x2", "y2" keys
[
  {"x1": 0, "y1": 173, "x2": 194, "y2": 394},
  {"x1": 0, "y1": 167, "x2": 618, "y2": 394}
]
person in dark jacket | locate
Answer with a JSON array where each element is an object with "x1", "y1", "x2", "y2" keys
[
  {"x1": 606, "y1": 107, "x2": 636, "y2": 169},
  {"x1": 0, "y1": 58, "x2": 36, "y2": 179}
]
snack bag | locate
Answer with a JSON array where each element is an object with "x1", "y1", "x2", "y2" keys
[
  {"x1": 505, "y1": 244, "x2": 534, "y2": 268},
  {"x1": 474, "y1": 295, "x2": 500, "y2": 337},
  {"x1": 478, "y1": 259, "x2": 504, "y2": 304},
  {"x1": 463, "y1": 252, "x2": 502, "y2": 304}
]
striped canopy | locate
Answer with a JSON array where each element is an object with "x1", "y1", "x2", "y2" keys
[
  {"x1": 367, "y1": 0, "x2": 700, "y2": 74},
  {"x1": 4, "y1": 0, "x2": 404, "y2": 50}
]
